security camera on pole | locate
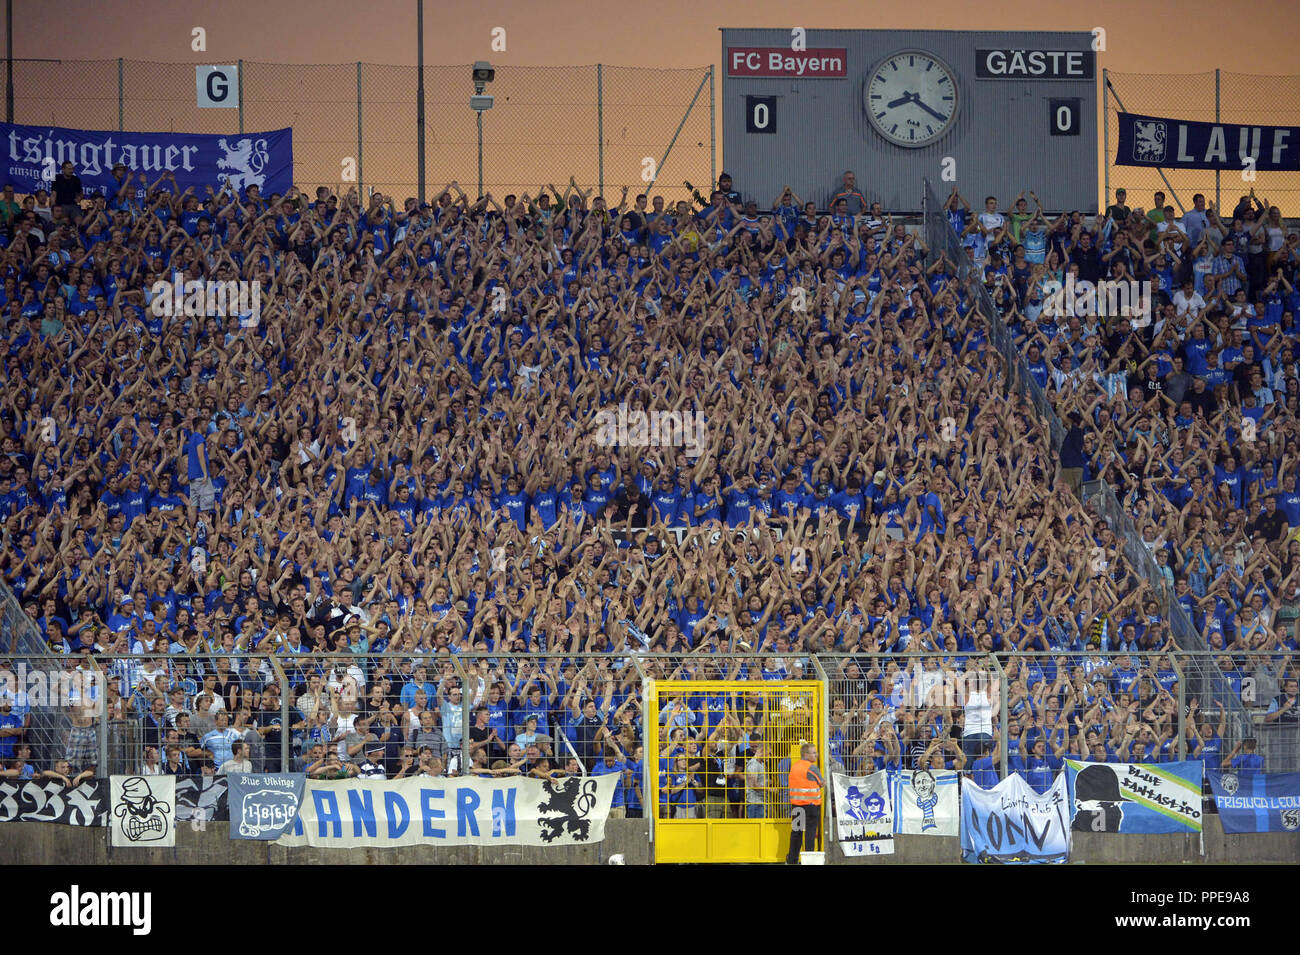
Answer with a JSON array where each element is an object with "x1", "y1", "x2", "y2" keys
[{"x1": 471, "y1": 61, "x2": 495, "y2": 200}]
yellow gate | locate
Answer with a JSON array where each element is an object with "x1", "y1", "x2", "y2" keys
[{"x1": 648, "y1": 679, "x2": 824, "y2": 863}]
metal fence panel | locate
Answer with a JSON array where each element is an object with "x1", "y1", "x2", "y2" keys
[
  {"x1": 0, "y1": 58, "x2": 713, "y2": 206},
  {"x1": 1105, "y1": 70, "x2": 1300, "y2": 215}
]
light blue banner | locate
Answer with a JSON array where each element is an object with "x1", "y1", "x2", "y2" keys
[{"x1": 961, "y1": 772, "x2": 1071, "y2": 864}]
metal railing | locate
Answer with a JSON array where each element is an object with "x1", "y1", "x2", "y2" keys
[{"x1": 0, "y1": 648, "x2": 1294, "y2": 788}]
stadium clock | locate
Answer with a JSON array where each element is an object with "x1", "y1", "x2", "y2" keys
[{"x1": 864, "y1": 50, "x2": 958, "y2": 147}]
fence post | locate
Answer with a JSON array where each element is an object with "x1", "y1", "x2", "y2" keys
[
  {"x1": 993, "y1": 654, "x2": 1009, "y2": 779},
  {"x1": 268, "y1": 656, "x2": 290, "y2": 772},
  {"x1": 1178, "y1": 656, "x2": 1187, "y2": 760},
  {"x1": 416, "y1": 0, "x2": 426, "y2": 205},
  {"x1": 709, "y1": 65, "x2": 716, "y2": 190},
  {"x1": 4, "y1": 0, "x2": 10, "y2": 124},
  {"x1": 118, "y1": 58, "x2": 123, "y2": 132},
  {"x1": 237, "y1": 58, "x2": 244, "y2": 135},
  {"x1": 596, "y1": 63, "x2": 603, "y2": 198},
  {"x1": 810, "y1": 655, "x2": 831, "y2": 849},
  {"x1": 98, "y1": 673, "x2": 109, "y2": 777},
  {"x1": 1214, "y1": 69, "x2": 1221, "y2": 212},
  {"x1": 1101, "y1": 68, "x2": 1109, "y2": 209},
  {"x1": 461, "y1": 657, "x2": 472, "y2": 775},
  {"x1": 357, "y1": 62, "x2": 363, "y2": 199}
]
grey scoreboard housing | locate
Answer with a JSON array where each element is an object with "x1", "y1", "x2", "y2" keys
[{"x1": 721, "y1": 28, "x2": 1098, "y2": 214}]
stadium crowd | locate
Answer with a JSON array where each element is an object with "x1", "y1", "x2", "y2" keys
[
  {"x1": 952, "y1": 186, "x2": 1300, "y2": 708},
  {"x1": 0, "y1": 163, "x2": 1293, "y2": 812}
]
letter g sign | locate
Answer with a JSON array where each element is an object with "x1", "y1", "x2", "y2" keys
[{"x1": 196, "y1": 65, "x2": 239, "y2": 108}]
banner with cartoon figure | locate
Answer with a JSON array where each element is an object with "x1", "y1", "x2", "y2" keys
[
  {"x1": 1066, "y1": 760, "x2": 1203, "y2": 833},
  {"x1": 832, "y1": 772, "x2": 894, "y2": 856},
  {"x1": 110, "y1": 775, "x2": 175, "y2": 847},
  {"x1": 276, "y1": 773, "x2": 619, "y2": 849},
  {"x1": 894, "y1": 769, "x2": 959, "y2": 835}
]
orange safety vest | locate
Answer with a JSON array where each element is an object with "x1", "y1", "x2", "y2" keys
[{"x1": 788, "y1": 759, "x2": 822, "y2": 806}]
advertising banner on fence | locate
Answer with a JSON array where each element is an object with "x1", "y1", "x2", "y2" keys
[
  {"x1": 0, "y1": 778, "x2": 108, "y2": 826},
  {"x1": 1066, "y1": 760, "x2": 1203, "y2": 833},
  {"x1": 0, "y1": 122, "x2": 294, "y2": 199},
  {"x1": 1207, "y1": 770, "x2": 1300, "y2": 833},
  {"x1": 961, "y1": 772, "x2": 1071, "y2": 864},
  {"x1": 894, "y1": 769, "x2": 960, "y2": 835},
  {"x1": 276, "y1": 773, "x2": 619, "y2": 849},
  {"x1": 110, "y1": 775, "x2": 175, "y2": 847},
  {"x1": 1116, "y1": 112, "x2": 1300, "y2": 171},
  {"x1": 228, "y1": 773, "x2": 305, "y2": 840},
  {"x1": 832, "y1": 772, "x2": 894, "y2": 856}
]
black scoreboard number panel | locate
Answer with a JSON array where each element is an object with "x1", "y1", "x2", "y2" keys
[
  {"x1": 746, "y1": 95, "x2": 777, "y2": 133},
  {"x1": 1049, "y1": 98, "x2": 1080, "y2": 136}
]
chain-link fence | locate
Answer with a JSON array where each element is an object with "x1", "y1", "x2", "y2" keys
[
  {"x1": 1, "y1": 58, "x2": 715, "y2": 205},
  {"x1": 1104, "y1": 70, "x2": 1300, "y2": 216}
]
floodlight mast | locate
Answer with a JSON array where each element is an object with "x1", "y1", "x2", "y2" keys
[{"x1": 471, "y1": 61, "x2": 495, "y2": 200}]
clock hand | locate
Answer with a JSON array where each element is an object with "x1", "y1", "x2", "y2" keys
[
  {"x1": 885, "y1": 92, "x2": 915, "y2": 110},
  {"x1": 912, "y1": 96, "x2": 949, "y2": 124}
]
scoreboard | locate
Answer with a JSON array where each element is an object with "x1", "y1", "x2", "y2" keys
[{"x1": 721, "y1": 28, "x2": 1099, "y2": 214}]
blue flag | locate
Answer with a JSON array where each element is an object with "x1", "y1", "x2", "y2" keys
[
  {"x1": 1207, "y1": 770, "x2": 1300, "y2": 834},
  {"x1": 227, "y1": 772, "x2": 306, "y2": 840},
  {"x1": 1, "y1": 122, "x2": 293, "y2": 198}
]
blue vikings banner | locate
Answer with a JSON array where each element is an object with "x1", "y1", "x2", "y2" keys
[
  {"x1": 961, "y1": 772, "x2": 1071, "y2": 864},
  {"x1": 1207, "y1": 770, "x2": 1300, "y2": 834},
  {"x1": 275, "y1": 773, "x2": 619, "y2": 849},
  {"x1": 1116, "y1": 112, "x2": 1300, "y2": 171},
  {"x1": 227, "y1": 773, "x2": 306, "y2": 840},
  {"x1": 1, "y1": 122, "x2": 293, "y2": 198},
  {"x1": 1066, "y1": 760, "x2": 1203, "y2": 833}
]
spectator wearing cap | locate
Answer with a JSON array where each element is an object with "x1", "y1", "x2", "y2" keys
[
  {"x1": 569, "y1": 694, "x2": 609, "y2": 770},
  {"x1": 355, "y1": 738, "x2": 388, "y2": 778},
  {"x1": 591, "y1": 738, "x2": 627, "y2": 817}
]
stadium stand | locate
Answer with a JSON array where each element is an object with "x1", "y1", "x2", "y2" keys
[{"x1": 0, "y1": 166, "x2": 1294, "y2": 807}]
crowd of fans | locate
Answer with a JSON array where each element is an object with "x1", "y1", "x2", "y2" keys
[
  {"x1": 0, "y1": 162, "x2": 1293, "y2": 809},
  {"x1": 952, "y1": 185, "x2": 1300, "y2": 714}
]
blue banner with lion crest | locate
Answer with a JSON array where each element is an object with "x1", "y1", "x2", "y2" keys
[
  {"x1": 1, "y1": 122, "x2": 293, "y2": 199},
  {"x1": 1116, "y1": 112, "x2": 1300, "y2": 171}
]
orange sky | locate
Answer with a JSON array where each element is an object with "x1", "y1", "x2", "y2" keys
[
  {"x1": 12, "y1": 0, "x2": 1300, "y2": 211},
  {"x1": 20, "y1": 0, "x2": 1299, "y2": 71}
]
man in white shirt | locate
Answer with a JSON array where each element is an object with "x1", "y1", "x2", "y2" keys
[
  {"x1": 977, "y1": 196, "x2": 1005, "y2": 237},
  {"x1": 218, "y1": 740, "x2": 253, "y2": 774},
  {"x1": 1172, "y1": 279, "x2": 1205, "y2": 316}
]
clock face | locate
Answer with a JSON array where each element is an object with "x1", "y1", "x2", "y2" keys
[{"x1": 865, "y1": 50, "x2": 958, "y2": 148}]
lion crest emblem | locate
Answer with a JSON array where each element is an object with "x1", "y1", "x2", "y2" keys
[
  {"x1": 536, "y1": 777, "x2": 599, "y2": 843},
  {"x1": 1132, "y1": 120, "x2": 1167, "y2": 163},
  {"x1": 216, "y1": 137, "x2": 270, "y2": 195}
]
